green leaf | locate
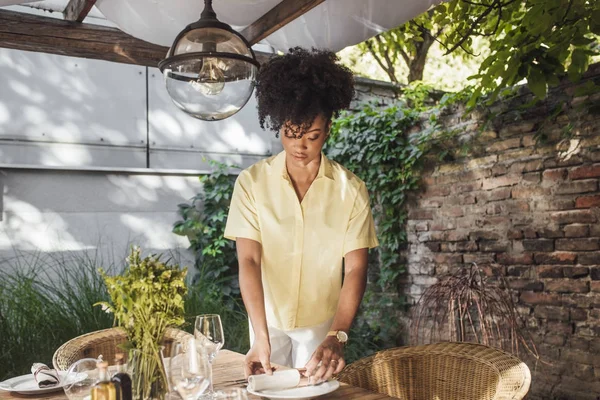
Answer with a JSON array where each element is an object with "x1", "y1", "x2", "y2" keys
[{"x1": 527, "y1": 67, "x2": 547, "y2": 98}]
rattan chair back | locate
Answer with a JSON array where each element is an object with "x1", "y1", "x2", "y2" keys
[
  {"x1": 52, "y1": 327, "x2": 192, "y2": 370},
  {"x1": 338, "y1": 342, "x2": 531, "y2": 400}
]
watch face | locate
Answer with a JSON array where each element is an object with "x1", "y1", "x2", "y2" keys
[{"x1": 337, "y1": 331, "x2": 348, "y2": 343}]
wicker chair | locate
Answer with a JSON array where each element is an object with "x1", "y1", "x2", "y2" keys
[
  {"x1": 52, "y1": 327, "x2": 192, "y2": 371},
  {"x1": 337, "y1": 342, "x2": 531, "y2": 400}
]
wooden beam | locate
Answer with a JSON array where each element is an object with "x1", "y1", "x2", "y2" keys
[
  {"x1": 63, "y1": 0, "x2": 97, "y2": 23},
  {"x1": 241, "y1": 0, "x2": 325, "y2": 45},
  {"x1": 0, "y1": 10, "x2": 272, "y2": 67}
]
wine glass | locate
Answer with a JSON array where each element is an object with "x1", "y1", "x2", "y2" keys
[
  {"x1": 194, "y1": 314, "x2": 224, "y2": 397},
  {"x1": 169, "y1": 337, "x2": 211, "y2": 400},
  {"x1": 194, "y1": 314, "x2": 225, "y2": 363}
]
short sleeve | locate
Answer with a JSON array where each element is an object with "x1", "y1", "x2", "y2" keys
[
  {"x1": 343, "y1": 182, "x2": 379, "y2": 256},
  {"x1": 224, "y1": 170, "x2": 262, "y2": 243}
]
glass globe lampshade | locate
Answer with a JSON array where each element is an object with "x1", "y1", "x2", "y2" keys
[{"x1": 158, "y1": 0, "x2": 259, "y2": 121}]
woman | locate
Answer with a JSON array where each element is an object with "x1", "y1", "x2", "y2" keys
[{"x1": 224, "y1": 47, "x2": 378, "y2": 384}]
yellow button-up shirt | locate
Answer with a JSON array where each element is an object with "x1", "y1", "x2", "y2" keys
[{"x1": 224, "y1": 151, "x2": 378, "y2": 330}]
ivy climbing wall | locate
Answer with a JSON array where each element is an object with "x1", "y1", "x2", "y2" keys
[{"x1": 404, "y1": 64, "x2": 600, "y2": 400}]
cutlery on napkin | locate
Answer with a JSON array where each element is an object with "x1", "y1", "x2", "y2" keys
[
  {"x1": 31, "y1": 363, "x2": 60, "y2": 388},
  {"x1": 247, "y1": 369, "x2": 323, "y2": 392}
]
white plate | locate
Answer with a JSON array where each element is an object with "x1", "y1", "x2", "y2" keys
[
  {"x1": 0, "y1": 371, "x2": 75, "y2": 395},
  {"x1": 246, "y1": 380, "x2": 340, "y2": 400}
]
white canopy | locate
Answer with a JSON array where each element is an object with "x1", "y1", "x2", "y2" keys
[{"x1": 1, "y1": 0, "x2": 441, "y2": 52}]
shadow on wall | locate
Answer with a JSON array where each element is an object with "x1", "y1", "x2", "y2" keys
[
  {"x1": 0, "y1": 49, "x2": 276, "y2": 169},
  {"x1": 0, "y1": 169, "x2": 205, "y2": 269}
]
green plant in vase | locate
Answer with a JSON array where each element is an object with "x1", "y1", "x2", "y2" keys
[{"x1": 96, "y1": 247, "x2": 187, "y2": 400}]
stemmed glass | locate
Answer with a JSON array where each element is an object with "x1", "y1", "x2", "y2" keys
[
  {"x1": 194, "y1": 314, "x2": 225, "y2": 396},
  {"x1": 169, "y1": 337, "x2": 211, "y2": 400}
]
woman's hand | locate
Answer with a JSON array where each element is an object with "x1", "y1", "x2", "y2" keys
[
  {"x1": 303, "y1": 336, "x2": 346, "y2": 384},
  {"x1": 244, "y1": 336, "x2": 274, "y2": 379}
]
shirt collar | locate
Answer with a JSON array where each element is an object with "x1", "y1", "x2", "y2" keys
[{"x1": 272, "y1": 151, "x2": 334, "y2": 181}]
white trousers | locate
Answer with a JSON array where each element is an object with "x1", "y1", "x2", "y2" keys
[{"x1": 249, "y1": 318, "x2": 333, "y2": 368}]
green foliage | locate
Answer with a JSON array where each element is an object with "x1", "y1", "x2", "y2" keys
[
  {"x1": 97, "y1": 247, "x2": 187, "y2": 349},
  {"x1": 0, "y1": 248, "x2": 247, "y2": 381},
  {"x1": 172, "y1": 161, "x2": 250, "y2": 353},
  {"x1": 326, "y1": 98, "x2": 461, "y2": 356},
  {"x1": 438, "y1": 0, "x2": 600, "y2": 106},
  {"x1": 353, "y1": 0, "x2": 599, "y2": 105},
  {"x1": 173, "y1": 161, "x2": 239, "y2": 298},
  {"x1": 0, "y1": 250, "x2": 118, "y2": 381}
]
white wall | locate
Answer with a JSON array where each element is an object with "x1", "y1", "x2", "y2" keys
[{"x1": 0, "y1": 48, "x2": 281, "y2": 268}]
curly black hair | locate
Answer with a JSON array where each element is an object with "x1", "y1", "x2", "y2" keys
[{"x1": 255, "y1": 47, "x2": 354, "y2": 138}]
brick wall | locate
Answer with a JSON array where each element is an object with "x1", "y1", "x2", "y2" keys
[{"x1": 403, "y1": 64, "x2": 600, "y2": 400}]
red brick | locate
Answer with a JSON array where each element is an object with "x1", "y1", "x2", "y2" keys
[
  {"x1": 499, "y1": 122, "x2": 536, "y2": 137},
  {"x1": 578, "y1": 252, "x2": 600, "y2": 265},
  {"x1": 486, "y1": 203, "x2": 504, "y2": 215},
  {"x1": 551, "y1": 210, "x2": 597, "y2": 224},
  {"x1": 520, "y1": 291, "x2": 562, "y2": 305},
  {"x1": 415, "y1": 222, "x2": 429, "y2": 232},
  {"x1": 523, "y1": 227, "x2": 537, "y2": 239},
  {"x1": 440, "y1": 241, "x2": 478, "y2": 252},
  {"x1": 507, "y1": 279, "x2": 543, "y2": 291},
  {"x1": 543, "y1": 168, "x2": 567, "y2": 181},
  {"x1": 570, "y1": 164, "x2": 600, "y2": 180},
  {"x1": 510, "y1": 159, "x2": 544, "y2": 173},
  {"x1": 481, "y1": 175, "x2": 520, "y2": 190},
  {"x1": 507, "y1": 229, "x2": 523, "y2": 239},
  {"x1": 497, "y1": 253, "x2": 534, "y2": 265},
  {"x1": 537, "y1": 227, "x2": 563, "y2": 238},
  {"x1": 481, "y1": 216, "x2": 510, "y2": 226},
  {"x1": 430, "y1": 221, "x2": 456, "y2": 231},
  {"x1": 455, "y1": 182, "x2": 481, "y2": 193},
  {"x1": 444, "y1": 231, "x2": 469, "y2": 242},
  {"x1": 479, "y1": 241, "x2": 509, "y2": 252},
  {"x1": 469, "y1": 231, "x2": 501, "y2": 241},
  {"x1": 432, "y1": 253, "x2": 463, "y2": 264},
  {"x1": 425, "y1": 242, "x2": 441, "y2": 252},
  {"x1": 576, "y1": 194, "x2": 600, "y2": 208},
  {"x1": 491, "y1": 164, "x2": 508, "y2": 176},
  {"x1": 477, "y1": 187, "x2": 512, "y2": 203},
  {"x1": 545, "y1": 279, "x2": 589, "y2": 293},
  {"x1": 592, "y1": 282, "x2": 600, "y2": 292},
  {"x1": 523, "y1": 172, "x2": 541, "y2": 183},
  {"x1": 570, "y1": 308, "x2": 589, "y2": 321},
  {"x1": 555, "y1": 180, "x2": 598, "y2": 194},
  {"x1": 564, "y1": 224, "x2": 589, "y2": 238},
  {"x1": 544, "y1": 334, "x2": 566, "y2": 346},
  {"x1": 534, "y1": 252, "x2": 577, "y2": 264},
  {"x1": 534, "y1": 305, "x2": 569, "y2": 320},
  {"x1": 463, "y1": 254, "x2": 495, "y2": 264},
  {"x1": 590, "y1": 224, "x2": 600, "y2": 237},
  {"x1": 443, "y1": 207, "x2": 464, "y2": 218},
  {"x1": 462, "y1": 194, "x2": 476, "y2": 205},
  {"x1": 424, "y1": 186, "x2": 451, "y2": 197},
  {"x1": 486, "y1": 137, "x2": 521, "y2": 152},
  {"x1": 555, "y1": 238, "x2": 600, "y2": 251},
  {"x1": 507, "y1": 266, "x2": 533, "y2": 278},
  {"x1": 507, "y1": 200, "x2": 530, "y2": 212},
  {"x1": 512, "y1": 187, "x2": 549, "y2": 199},
  {"x1": 409, "y1": 209, "x2": 434, "y2": 220},
  {"x1": 522, "y1": 239, "x2": 554, "y2": 252},
  {"x1": 534, "y1": 198, "x2": 575, "y2": 211},
  {"x1": 569, "y1": 337, "x2": 591, "y2": 351},
  {"x1": 592, "y1": 268, "x2": 600, "y2": 280},
  {"x1": 563, "y1": 266, "x2": 589, "y2": 279},
  {"x1": 537, "y1": 265, "x2": 564, "y2": 278}
]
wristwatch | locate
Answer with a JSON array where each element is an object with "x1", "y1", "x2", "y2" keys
[{"x1": 327, "y1": 330, "x2": 349, "y2": 344}]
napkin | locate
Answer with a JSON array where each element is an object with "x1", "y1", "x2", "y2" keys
[
  {"x1": 31, "y1": 363, "x2": 60, "y2": 388},
  {"x1": 247, "y1": 370, "x2": 307, "y2": 392}
]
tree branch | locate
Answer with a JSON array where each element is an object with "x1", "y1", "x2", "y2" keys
[{"x1": 366, "y1": 38, "x2": 399, "y2": 83}]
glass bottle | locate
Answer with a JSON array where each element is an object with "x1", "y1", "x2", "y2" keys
[
  {"x1": 112, "y1": 353, "x2": 132, "y2": 400},
  {"x1": 91, "y1": 361, "x2": 117, "y2": 400}
]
